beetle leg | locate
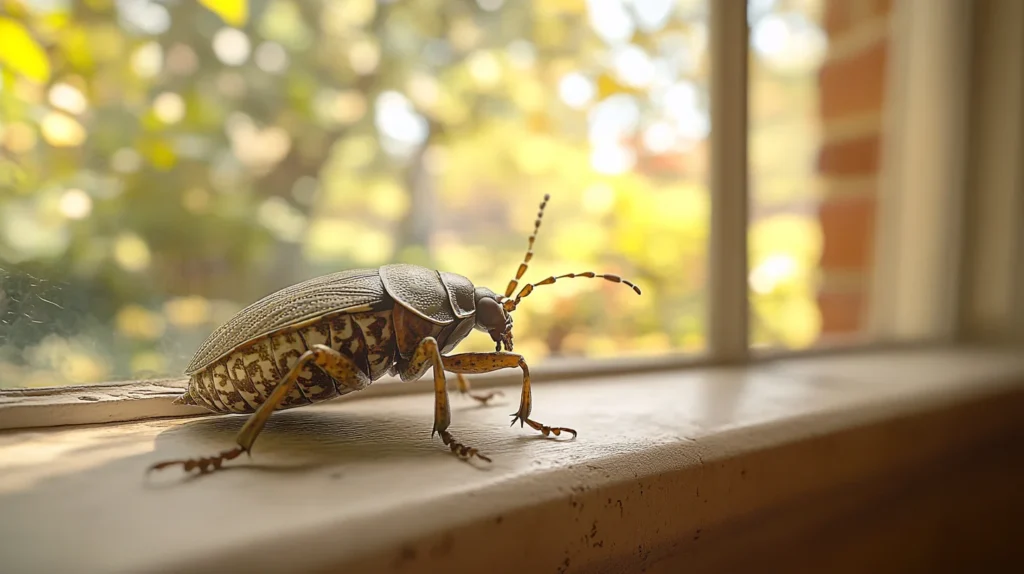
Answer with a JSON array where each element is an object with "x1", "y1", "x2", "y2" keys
[
  {"x1": 148, "y1": 345, "x2": 369, "y2": 475},
  {"x1": 398, "y1": 337, "x2": 491, "y2": 463},
  {"x1": 443, "y1": 353, "x2": 577, "y2": 439},
  {"x1": 455, "y1": 373, "x2": 503, "y2": 406}
]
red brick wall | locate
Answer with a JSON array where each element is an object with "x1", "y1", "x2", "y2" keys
[{"x1": 816, "y1": 0, "x2": 891, "y2": 336}]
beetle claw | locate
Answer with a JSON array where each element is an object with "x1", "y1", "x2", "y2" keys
[
  {"x1": 147, "y1": 446, "x2": 247, "y2": 475},
  {"x1": 437, "y1": 430, "x2": 491, "y2": 463},
  {"x1": 510, "y1": 415, "x2": 577, "y2": 440}
]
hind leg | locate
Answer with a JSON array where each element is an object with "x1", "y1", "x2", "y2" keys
[
  {"x1": 454, "y1": 373, "x2": 503, "y2": 405},
  {"x1": 148, "y1": 345, "x2": 369, "y2": 475}
]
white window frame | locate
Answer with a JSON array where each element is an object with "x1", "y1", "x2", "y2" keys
[{"x1": 868, "y1": 0, "x2": 973, "y2": 343}]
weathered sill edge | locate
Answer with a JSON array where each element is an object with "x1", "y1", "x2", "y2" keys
[
  {"x1": 150, "y1": 368, "x2": 1024, "y2": 574},
  {"x1": 0, "y1": 341, "x2": 973, "y2": 431}
]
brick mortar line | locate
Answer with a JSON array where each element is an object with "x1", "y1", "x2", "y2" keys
[
  {"x1": 818, "y1": 176, "x2": 878, "y2": 199},
  {"x1": 821, "y1": 112, "x2": 883, "y2": 145},
  {"x1": 824, "y1": 16, "x2": 890, "y2": 63}
]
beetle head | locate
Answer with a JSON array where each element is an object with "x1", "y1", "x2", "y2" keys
[{"x1": 473, "y1": 287, "x2": 514, "y2": 352}]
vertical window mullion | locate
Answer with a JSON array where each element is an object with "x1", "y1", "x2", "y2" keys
[
  {"x1": 708, "y1": 0, "x2": 750, "y2": 363},
  {"x1": 956, "y1": 0, "x2": 1023, "y2": 344}
]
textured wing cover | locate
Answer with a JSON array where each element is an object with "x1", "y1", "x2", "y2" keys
[
  {"x1": 185, "y1": 268, "x2": 388, "y2": 374},
  {"x1": 379, "y1": 263, "x2": 455, "y2": 325}
]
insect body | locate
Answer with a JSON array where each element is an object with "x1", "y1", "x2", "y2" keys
[{"x1": 150, "y1": 195, "x2": 641, "y2": 474}]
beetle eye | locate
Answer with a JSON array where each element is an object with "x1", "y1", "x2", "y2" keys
[{"x1": 476, "y1": 297, "x2": 505, "y2": 330}]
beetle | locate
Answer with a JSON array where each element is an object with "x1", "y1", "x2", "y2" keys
[{"x1": 148, "y1": 194, "x2": 641, "y2": 474}]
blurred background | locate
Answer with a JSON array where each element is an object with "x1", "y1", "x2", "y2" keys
[{"x1": 0, "y1": 0, "x2": 883, "y2": 388}]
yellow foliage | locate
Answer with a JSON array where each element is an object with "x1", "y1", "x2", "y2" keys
[
  {"x1": 140, "y1": 139, "x2": 177, "y2": 170},
  {"x1": 60, "y1": 353, "x2": 109, "y2": 383},
  {"x1": 304, "y1": 218, "x2": 393, "y2": 265},
  {"x1": 2, "y1": 121, "x2": 37, "y2": 153},
  {"x1": 512, "y1": 133, "x2": 559, "y2": 175},
  {"x1": 113, "y1": 233, "x2": 151, "y2": 272},
  {"x1": 322, "y1": 0, "x2": 376, "y2": 31},
  {"x1": 0, "y1": 17, "x2": 51, "y2": 83},
  {"x1": 748, "y1": 214, "x2": 822, "y2": 269},
  {"x1": 532, "y1": 0, "x2": 586, "y2": 16},
  {"x1": 551, "y1": 220, "x2": 608, "y2": 262},
  {"x1": 432, "y1": 88, "x2": 471, "y2": 127},
  {"x1": 199, "y1": 0, "x2": 248, "y2": 27},
  {"x1": 595, "y1": 73, "x2": 642, "y2": 100},
  {"x1": 164, "y1": 296, "x2": 212, "y2": 328},
  {"x1": 510, "y1": 79, "x2": 546, "y2": 112},
  {"x1": 0, "y1": 0, "x2": 845, "y2": 385},
  {"x1": 533, "y1": 16, "x2": 568, "y2": 49},
  {"x1": 131, "y1": 351, "x2": 168, "y2": 376},
  {"x1": 116, "y1": 305, "x2": 166, "y2": 340},
  {"x1": 58, "y1": 25, "x2": 96, "y2": 71},
  {"x1": 749, "y1": 215, "x2": 825, "y2": 348},
  {"x1": 365, "y1": 178, "x2": 409, "y2": 222},
  {"x1": 752, "y1": 296, "x2": 822, "y2": 349}
]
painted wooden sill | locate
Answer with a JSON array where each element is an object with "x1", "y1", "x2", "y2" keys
[
  {"x1": 0, "y1": 353, "x2": 711, "y2": 431},
  {"x1": 1, "y1": 346, "x2": 1023, "y2": 574}
]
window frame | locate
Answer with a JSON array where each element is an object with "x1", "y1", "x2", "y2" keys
[
  {"x1": 2, "y1": 0, "x2": 1022, "y2": 430},
  {"x1": 957, "y1": 0, "x2": 1024, "y2": 345},
  {"x1": 708, "y1": 0, "x2": 750, "y2": 363},
  {"x1": 868, "y1": 0, "x2": 973, "y2": 343}
]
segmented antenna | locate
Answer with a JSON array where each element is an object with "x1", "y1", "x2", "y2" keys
[
  {"x1": 504, "y1": 193, "x2": 550, "y2": 298},
  {"x1": 504, "y1": 271, "x2": 642, "y2": 312}
]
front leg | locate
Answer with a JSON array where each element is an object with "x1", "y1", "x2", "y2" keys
[
  {"x1": 397, "y1": 337, "x2": 490, "y2": 462},
  {"x1": 443, "y1": 353, "x2": 576, "y2": 439}
]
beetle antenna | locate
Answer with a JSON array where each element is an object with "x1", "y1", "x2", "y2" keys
[
  {"x1": 503, "y1": 271, "x2": 642, "y2": 312},
  {"x1": 504, "y1": 193, "x2": 550, "y2": 298}
]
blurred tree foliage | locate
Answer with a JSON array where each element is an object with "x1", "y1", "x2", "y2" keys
[{"x1": 0, "y1": 0, "x2": 823, "y2": 388}]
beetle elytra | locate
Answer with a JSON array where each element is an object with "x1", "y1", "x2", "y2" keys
[{"x1": 149, "y1": 194, "x2": 641, "y2": 474}]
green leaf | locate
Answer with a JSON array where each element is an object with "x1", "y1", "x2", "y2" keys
[
  {"x1": 0, "y1": 17, "x2": 51, "y2": 84},
  {"x1": 199, "y1": 0, "x2": 249, "y2": 27}
]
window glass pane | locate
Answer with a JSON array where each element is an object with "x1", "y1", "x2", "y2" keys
[
  {"x1": 748, "y1": 0, "x2": 887, "y2": 350},
  {"x1": 0, "y1": 0, "x2": 710, "y2": 388}
]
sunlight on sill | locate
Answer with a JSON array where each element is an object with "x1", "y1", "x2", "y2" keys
[{"x1": 2, "y1": 346, "x2": 1023, "y2": 573}]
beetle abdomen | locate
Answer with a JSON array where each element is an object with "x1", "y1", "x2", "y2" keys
[{"x1": 177, "y1": 309, "x2": 397, "y2": 414}]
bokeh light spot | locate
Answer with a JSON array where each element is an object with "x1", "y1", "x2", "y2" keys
[
  {"x1": 58, "y1": 189, "x2": 92, "y2": 220},
  {"x1": 254, "y1": 41, "x2": 289, "y2": 73},
  {"x1": 212, "y1": 27, "x2": 251, "y2": 66},
  {"x1": 113, "y1": 233, "x2": 152, "y2": 272},
  {"x1": 130, "y1": 42, "x2": 163, "y2": 78},
  {"x1": 48, "y1": 83, "x2": 88, "y2": 115},
  {"x1": 40, "y1": 112, "x2": 86, "y2": 147},
  {"x1": 153, "y1": 92, "x2": 185, "y2": 124},
  {"x1": 558, "y1": 73, "x2": 595, "y2": 109}
]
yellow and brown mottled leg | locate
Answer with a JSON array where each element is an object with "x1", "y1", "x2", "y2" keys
[
  {"x1": 398, "y1": 337, "x2": 490, "y2": 462},
  {"x1": 443, "y1": 353, "x2": 576, "y2": 439},
  {"x1": 148, "y1": 345, "x2": 369, "y2": 475},
  {"x1": 455, "y1": 373, "x2": 503, "y2": 406}
]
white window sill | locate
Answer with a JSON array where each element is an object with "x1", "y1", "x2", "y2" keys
[{"x1": 2, "y1": 345, "x2": 1023, "y2": 573}]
